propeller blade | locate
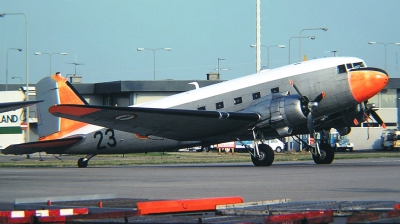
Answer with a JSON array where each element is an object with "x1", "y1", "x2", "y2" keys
[
  {"x1": 306, "y1": 105, "x2": 315, "y2": 135},
  {"x1": 289, "y1": 80, "x2": 305, "y2": 99},
  {"x1": 313, "y1": 92, "x2": 326, "y2": 103},
  {"x1": 370, "y1": 110, "x2": 386, "y2": 129}
]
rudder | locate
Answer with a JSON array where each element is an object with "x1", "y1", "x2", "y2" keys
[{"x1": 37, "y1": 73, "x2": 88, "y2": 140}]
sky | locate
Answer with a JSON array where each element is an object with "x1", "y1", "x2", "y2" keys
[{"x1": 1, "y1": 0, "x2": 400, "y2": 85}]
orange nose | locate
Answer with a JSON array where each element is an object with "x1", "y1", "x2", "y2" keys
[{"x1": 348, "y1": 68, "x2": 389, "y2": 103}]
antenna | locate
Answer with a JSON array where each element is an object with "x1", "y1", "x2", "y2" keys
[{"x1": 68, "y1": 55, "x2": 84, "y2": 76}]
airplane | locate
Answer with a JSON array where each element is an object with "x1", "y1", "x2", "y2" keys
[
  {"x1": 0, "y1": 100, "x2": 43, "y2": 113},
  {"x1": 1, "y1": 57, "x2": 389, "y2": 168}
]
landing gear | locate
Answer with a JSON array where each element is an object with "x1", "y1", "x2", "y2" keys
[
  {"x1": 251, "y1": 144, "x2": 274, "y2": 166},
  {"x1": 77, "y1": 154, "x2": 96, "y2": 168},
  {"x1": 312, "y1": 142, "x2": 334, "y2": 164},
  {"x1": 77, "y1": 158, "x2": 88, "y2": 168}
]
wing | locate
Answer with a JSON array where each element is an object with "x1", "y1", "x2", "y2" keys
[
  {"x1": 1, "y1": 135, "x2": 85, "y2": 155},
  {"x1": 0, "y1": 100, "x2": 43, "y2": 113},
  {"x1": 49, "y1": 105, "x2": 260, "y2": 141}
]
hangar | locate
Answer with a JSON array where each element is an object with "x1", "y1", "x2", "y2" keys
[{"x1": 0, "y1": 74, "x2": 398, "y2": 151}]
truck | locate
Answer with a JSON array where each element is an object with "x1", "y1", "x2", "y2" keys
[
  {"x1": 381, "y1": 129, "x2": 400, "y2": 150},
  {"x1": 335, "y1": 135, "x2": 354, "y2": 151}
]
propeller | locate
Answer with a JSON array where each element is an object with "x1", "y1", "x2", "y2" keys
[
  {"x1": 353, "y1": 101, "x2": 386, "y2": 129},
  {"x1": 289, "y1": 80, "x2": 326, "y2": 136}
]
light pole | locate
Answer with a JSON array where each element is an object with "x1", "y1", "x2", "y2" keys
[
  {"x1": 34, "y1": 52, "x2": 68, "y2": 75},
  {"x1": 0, "y1": 12, "x2": 30, "y2": 143},
  {"x1": 324, "y1": 50, "x2": 337, "y2": 57},
  {"x1": 6, "y1": 48, "x2": 22, "y2": 91},
  {"x1": 368, "y1": 42, "x2": 400, "y2": 71},
  {"x1": 289, "y1": 36, "x2": 315, "y2": 64},
  {"x1": 137, "y1": 48, "x2": 172, "y2": 80},
  {"x1": 299, "y1": 28, "x2": 327, "y2": 61},
  {"x1": 251, "y1": 44, "x2": 285, "y2": 68}
]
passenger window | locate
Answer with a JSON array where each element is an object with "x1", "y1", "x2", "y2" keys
[
  {"x1": 197, "y1": 106, "x2": 205, "y2": 110},
  {"x1": 252, "y1": 92, "x2": 261, "y2": 100},
  {"x1": 271, "y1": 87, "x2": 279, "y2": 93},
  {"x1": 216, "y1": 102, "x2": 224, "y2": 109},
  {"x1": 234, "y1": 97, "x2": 242, "y2": 105},
  {"x1": 337, "y1": 65, "x2": 346, "y2": 74}
]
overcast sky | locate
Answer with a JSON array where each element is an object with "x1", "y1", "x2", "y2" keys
[{"x1": 1, "y1": 0, "x2": 400, "y2": 84}]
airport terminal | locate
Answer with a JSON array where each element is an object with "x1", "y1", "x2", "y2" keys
[{"x1": 0, "y1": 71, "x2": 398, "y2": 151}]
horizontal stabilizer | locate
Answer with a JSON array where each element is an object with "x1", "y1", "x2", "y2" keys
[
  {"x1": 1, "y1": 135, "x2": 85, "y2": 155},
  {"x1": 0, "y1": 100, "x2": 43, "y2": 113}
]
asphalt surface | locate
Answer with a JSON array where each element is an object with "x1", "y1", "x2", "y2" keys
[{"x1": 1, "y1": 156, "x2": 400, "y2": 209}]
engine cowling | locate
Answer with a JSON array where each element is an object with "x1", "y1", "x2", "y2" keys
[{"x1": 243, "y1": 92, "x2": 308, "y2": 136}]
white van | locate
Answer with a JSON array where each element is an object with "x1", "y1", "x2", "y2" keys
[{"x1": 236, "y1": 139, "x2": 285, "y2": 153}]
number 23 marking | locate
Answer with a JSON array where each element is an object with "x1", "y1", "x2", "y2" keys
[{"x1": 94, "y1": 129, "x2": 117, "y2": 150}]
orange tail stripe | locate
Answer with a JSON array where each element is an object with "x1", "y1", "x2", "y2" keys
[{"x1": 137, "y1": 196, "x2": 243, "y2": 215}]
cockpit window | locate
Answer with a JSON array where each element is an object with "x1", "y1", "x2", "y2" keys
[
  {"x1": 346, "y1": 63, "x2": 353, "y2": 69},
  {"x1": 353, "y1": 62, "x2": 365, "y2": 69},
  {"x1": 337, "y1": 65, "x2": 346, "y2": 74}
]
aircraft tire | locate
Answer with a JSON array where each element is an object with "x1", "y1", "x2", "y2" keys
[
  {"x1": 251, "y1": 144, "x2": 274, "y2": 166},
  {"x1": 77, "y1": 158, "x2": 88, "y2": 168},
  {"x1": 312, "y1": 143, "x2": 334, "y2": 164}
]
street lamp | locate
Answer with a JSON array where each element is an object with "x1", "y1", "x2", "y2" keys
[
  {"x1": 6, "y1": 48, "x2": 22, "y2": 91},
  {"x1": 324, "y1": 50, "x2": 337, "y2": 57},
  {"x1": 34, "y1": 52, "x2": 68, "y2": 75},
  {"x1": 137, "y1": 47, "x2": 172, "y2": 80},
  {"x1": 0, "y1": 12, "x2": 30, "y2": 143},
  {"x1": 12, "y1": 76, "x2": 22, "y2": 83},
  {"x1": 251, "y1": 44, "x2": 285, "y2": 68},
  {"x1": 368, "y1": 41, "x2": 400, "y2": 71},
  {"x1": 289, "y1": 36, "x2": 315, "y2": 64},
  {"x1": 299, "y1": 28, "x2": 327, "y2": 61}
]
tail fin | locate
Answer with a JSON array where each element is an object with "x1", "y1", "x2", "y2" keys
[{"x1": 37, "y1": 73, "x2": 88, "y2": 140}]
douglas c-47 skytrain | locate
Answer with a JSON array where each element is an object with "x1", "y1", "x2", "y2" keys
[{"x1": 2, "y1": 57, "x2": 389, "y2": 168}]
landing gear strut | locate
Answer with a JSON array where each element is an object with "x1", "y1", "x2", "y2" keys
[
  {"x1": 77, "y1": 154, "x2": 96, "y2": 168},
  {"x1": 309, "y1": 132, "x2": 334, "y2": 164}
]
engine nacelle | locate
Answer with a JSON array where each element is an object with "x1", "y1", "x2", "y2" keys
[{"x1": 243, "y1": 92, "x2": 307, "y2": 136}]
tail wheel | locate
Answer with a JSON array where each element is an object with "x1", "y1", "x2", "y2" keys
[
  {"x1": 312, "y1": 143, "x2": 334, "y2": 164},
  {"x1": 251, "y1": 144, "x2": 274, "y2": 166},
  {"x1": 77, "y1": 158, "x2": 88, "y2": 168}
]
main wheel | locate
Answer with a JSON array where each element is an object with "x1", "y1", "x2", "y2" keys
[
  {"x1": 77, "y1": 158, "x2": 88, "y2": 168},
  {"x1": 251, "y1": 144, "x2": 274, "y2": 166},
  {"x1": 312, "y1": 143, "x2": 334, "y2": 164}
]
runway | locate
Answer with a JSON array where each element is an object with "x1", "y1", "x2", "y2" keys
[{"x1": 1, "y1": 158, "x2": 400, "y2": 205}]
